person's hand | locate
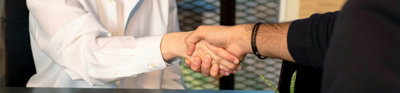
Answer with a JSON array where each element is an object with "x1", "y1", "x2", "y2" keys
[
  {"x1": 185, "y1": 25, "x2": 253, "y2": 66},
  {"x1": 161, "y1": 31, "x2": 240, "y2": 78},
  {"x1": 184, "y1": 41, "x2": 242, "y2": 78},
  {"x1": 184, "y1": 25, "x2": 253, "y2": 78}
]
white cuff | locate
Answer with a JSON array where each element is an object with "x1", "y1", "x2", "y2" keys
[{"x1": 133, "y1": 35, "x2": 167, "y2": 68}]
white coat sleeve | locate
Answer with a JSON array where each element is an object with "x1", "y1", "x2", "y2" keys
[{"x1": 27, "y1": 0, "x2": 168, "y2": 86}]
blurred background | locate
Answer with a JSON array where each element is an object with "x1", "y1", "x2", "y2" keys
[{"x1": 0, "y1": 0, "x2": 345, "y2": 91}]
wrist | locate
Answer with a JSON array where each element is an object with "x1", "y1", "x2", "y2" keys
[
  {"x1": 175, "y1": 32, "x2": 191, "y2": 58},
  {"x1": 234, "y1": 24, "x2": 253, "y2": 54},
  {"x1": 160, "y1": 32, "x2": 190, "y2": 61},
  {"x1": 161, "y1": 34, "x2": 174, "y2": 61}
]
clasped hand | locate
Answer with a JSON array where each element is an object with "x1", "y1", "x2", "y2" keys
[{"x1": 184, "y1": 25, "x2": 250, "y2": 78}]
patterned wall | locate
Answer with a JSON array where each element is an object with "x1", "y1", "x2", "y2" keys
[
  {"x1": 177, "y1": 0, "x2": 221, "y2": 90},
  {"x1": 177, "y1": 0, "x2": 282, "y2": 90},
  {"x1": 236, "y1": 0, "x2": 280, "y2": 24},
  {"x1": 177, "y1": 0, "x2": 220, "y2": 32}
]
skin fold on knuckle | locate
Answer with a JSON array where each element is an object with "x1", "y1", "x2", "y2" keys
[
  {"x1": 220, "y1": 65, "x2": 233, "y2": 73},
  {"x1": 227, "y1": 64, "x2": 236, "y2": 70},
  {"x1": 212, "y1": 57, "x2": 222, "y2": 64},
  {"x1": 202, "y1": 55, "x2": 211, "y2": 66},
  {"x1": 202, "y1": 70, "x2": 210, "y2": 77},
  {"x1": 220, "y1": 60, "x2": 235, "y2": 70},
  {"x1": 191, "y1": 64, "x2": 200, "y2": 72},
  {"x1": 210, "y1": 68, "x2": 217, "y2": 76}
]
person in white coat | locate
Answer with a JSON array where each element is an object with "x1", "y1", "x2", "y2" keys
[{"x1": 26, "y1": 0, "x2": 240, "y2": 89}]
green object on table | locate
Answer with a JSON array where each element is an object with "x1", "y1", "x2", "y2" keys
[
  {"x1": 290, "y1": 71, "x2": 297, "y2": 93},
  {"x1": 259, "y1": 70, "x2": 297, "y2": 93},
  {"x1": 259, "y1": 74, "x2": 279, "y2": 93}
]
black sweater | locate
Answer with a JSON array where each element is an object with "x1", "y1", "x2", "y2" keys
[{"x1": 286, "y1": 0, "x2": 400, "y2": 92}]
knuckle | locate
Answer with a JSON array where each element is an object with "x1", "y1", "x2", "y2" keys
[
  {"x1": 211, "y1": 73, "x2": 217, "y2": 77},
  {"x1": 221, "y1": 66, "x2": 233, "y2": 73},
  {"x1": 213, "y1": 57, "x2": 222, "y2": 63},
  {"x1": 221, "y1": 67, "x2": 230, "y2": 72},
  {"x1": 217, "y1": 49, "x2": 225, "y2": 55},
  {"x1": 225, "y1": 69, "x2": 233, "y2": 73},
  {"x1": 191, "y1": 67, "x2": 199, "y2": 72},
  {"x1": 196, "y1": 26, "x2": 205, "y2": 30},
  {"x1": 202, "y1": 71, "x2": 209, "y2": 76},
  {"x1": 228, "y1": 65, "x2": 236, "y2": 69}
]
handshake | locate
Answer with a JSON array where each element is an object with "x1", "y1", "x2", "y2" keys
[{"x1": 161, "y1": 23, "x2": 293, "y2": 79}]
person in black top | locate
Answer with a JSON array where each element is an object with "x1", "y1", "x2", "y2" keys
[{"x1": 184, "y1": 0, "x2": 400, "y2": 92}]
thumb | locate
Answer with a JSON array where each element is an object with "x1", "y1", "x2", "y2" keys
[{"x1": 185, "y1": 31, "x2": 203, "y2": 56}]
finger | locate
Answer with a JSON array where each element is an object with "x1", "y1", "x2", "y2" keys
[
  {"x1": 214, "y1": 75, "x2": 222, "y2": 79},
  {"x1": 210, "y1": 63, "x2": 220, "y2": 77},
  {"x1": 190, "y1": 57, "x2": 202, "y2": 72},
  {"x1": 201, "y1": 55, "x2": 212, "y2": 77},
  {"x1": 219, "y1": 70, "x2": 230, "y2": 76},
  {"x1": 207, "y1": 44, "x2": 240, "y2": 64},
  {"x1": 237, "y1": 65, "x2": 242, "y2": 71},
  {"x1": 233, "y1": 65, "x2": 242, "y2": 74},
  {"x1": 219, "y1": 64, "x2": 233, "y2": 75},
  {"x1": 203, "y1": 49, "x2": 235, "y2": 73},
  {"x1": 185, "y1": 59, "x2": 192, "y2": 68},
  {"x1": 185, "y1": 31, "x2": 203, "y2": 56},
  {"x1": 218, "y1": 59, "x2": 237, "y2": 71}
]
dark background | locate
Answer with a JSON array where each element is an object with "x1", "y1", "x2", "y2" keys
[{"x1": 3, "y1": 0, "x2": 36, "y2": 87}]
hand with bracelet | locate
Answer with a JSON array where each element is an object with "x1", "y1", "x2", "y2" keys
[{"x1": 185, "y1": 23, "x2": 295, "y2": 76}]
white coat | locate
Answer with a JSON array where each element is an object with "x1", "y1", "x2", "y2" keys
[{"x1": 26, "y1": 0, "x2": 184, "y2": 89}]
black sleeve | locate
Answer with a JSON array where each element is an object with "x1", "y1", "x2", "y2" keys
[
  {"x1": 322, "y1": 0, "x2": 400, "y2": 92},
  {"x1": 287, "y1": 12, "x2": 339, "y2": 68}
]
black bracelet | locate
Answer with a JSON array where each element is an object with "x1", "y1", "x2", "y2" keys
[{"x1": 251, "y1": 22, "x2": 267, "y2": 59}]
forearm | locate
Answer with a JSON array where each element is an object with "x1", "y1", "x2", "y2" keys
[
  {"x1": 256, "y1": 23, "x2": 294, "y2": 61},
  {"x1": 234, "y1": 23, "x2": 294, "y2": 62},
  {"x1": 186, "y1": 23, "x2": 294, "y2": 62}
]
